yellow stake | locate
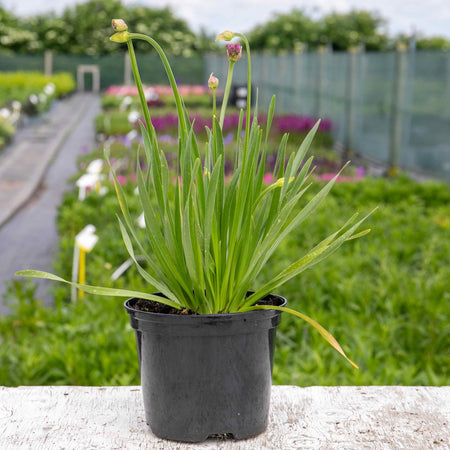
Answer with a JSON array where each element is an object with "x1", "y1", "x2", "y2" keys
[
  {"x1": 78, "y1": 245, "x2": 86, "y2": 299},
  {"x1": 72, "y1": 225, "x2": 98, "y2": 303}
]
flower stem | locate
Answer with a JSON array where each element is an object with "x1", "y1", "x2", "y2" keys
[
  {"x1": 219, "y1": 61, "x2": 235, "y2": 129},
  {"x1": 126, "y1": 39, "x2": 151, "y2": 132},
  {"x1": 212, "y1": 89, "x2": 217, "y2": 118},
  {"x1": 235, "y1": 33, "x2": 251, "y2": 149},
  {"x1": 127, "y1": 32, "x2": 188, "y2": 140}
]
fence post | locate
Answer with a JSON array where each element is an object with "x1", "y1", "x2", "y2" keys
[
  {"x1": 388, "y1": 44, "x2": 408, "y2": 174},
  {"x1": 445, "y1": 53, "x2": 450, "y2": 120},
  {"x1": 293, "y1": 47, "x2": 303, "y2": 114},
  {"x1": 124, "y1": 51, "x2": 132, "y2": 85},
  {"x1": 260, "y1": 50, "x2": 269, "y2": 106},
  {"x1": 44, "y1": 51, "x2": 53, "y2": 77},
  {"x1": 344, "y1": 47, "x2": 360, "y2": 157},
  {"x1": 253, "y1": 52, "x2": 265, "y2": 107},
  {"x1": 316, "y1": 46, "x2": 327, "y2": 117},
  {"x1": 279, "y1": 52, "x2": 288, "y2": 112},
  {"x1": 203, "y1": 53, "x2": 212, "y2": 86}
]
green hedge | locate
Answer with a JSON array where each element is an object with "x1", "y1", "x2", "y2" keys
[{"x1": 0, "y1": 72, "x2": 75, "y2": 106}]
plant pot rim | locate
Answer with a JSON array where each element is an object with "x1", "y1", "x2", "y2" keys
[{"x1": 124, "y1": 292, "x2": 287, "y2": 324}]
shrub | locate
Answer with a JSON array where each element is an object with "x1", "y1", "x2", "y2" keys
[{"x1": 0, "y1": 71, "x2": 75, "y2": 107}]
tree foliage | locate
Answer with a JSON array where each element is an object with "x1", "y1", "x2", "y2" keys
[
  {"x1": 249, "y1": 10, "x2": 321, "y2": 51},
  {"x1": 1, "y1": 3, "x2": 450, "y2": 54},
  {"x1": 321, "y1": 10, "x2": 388, "y2": 51},
  {"x1": 248, "y1": 9, "x2": 390, "y2": 51},
  {"x1": 248, "y1": 8, "x2": 450, "y2": 52},
  {"x1": 1, "y1": 0, "x2": 211, "y2": 55},
  {"x1": 416, "y1": 36, "x2": 450, "y2": 51},
  {"x1": 0, "y1": 6, "x2": 38, "y2": 52}
]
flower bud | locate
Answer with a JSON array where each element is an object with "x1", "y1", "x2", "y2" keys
[
  {"x1": 226, "y1": 43, "x2": 242, "y2": 62},
  {"x1": 112, "y1": 19, "x2": 128, "y2": 32},
  {"x1": 110, "y1": 31, "x2": 129, "y2": 43},
  {"x1": 216, "y1": 30, "x2": 234, "y2": 41},
  {"x1": 273, "y1": 177, "x2": 294, "y2": 188},
  {"x1": 208, "y1": 73, "x2": 219, "y2": 89}
]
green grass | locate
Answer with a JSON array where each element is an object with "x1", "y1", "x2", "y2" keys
[
  {"x1": 271, "y1": 178, "x2": 450, "y2": 385},
  {"x1": 1, "y1": 175, "x2": 449, "y2": 386}
]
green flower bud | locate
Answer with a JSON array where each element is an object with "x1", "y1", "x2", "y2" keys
[
  {"x1": 110, "y1": 31, "x2": 129, "y2": 43},
  {"x1": 112, "y1": 19, "x2": 128, "y2": 32},
  {"x1": 216, "y1": 30, "x2": 234, "y2": 41}
]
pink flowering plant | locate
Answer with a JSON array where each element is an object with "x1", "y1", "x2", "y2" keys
[{"x1": 17, "y1": 20, "x2": 375, "y2": 368}]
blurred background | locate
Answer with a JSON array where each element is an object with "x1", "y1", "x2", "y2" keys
[{"x1": 1, "y1": 0, "x2": 450, "y2": 180}]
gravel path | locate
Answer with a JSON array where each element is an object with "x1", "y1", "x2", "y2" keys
[{"x1": 0, "y1": 94, "x2": 100, "y2": 314}]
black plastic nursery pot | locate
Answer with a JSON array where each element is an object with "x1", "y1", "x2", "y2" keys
[{"x1": 124, "y1": 293, "x2": 286, "y2": 443}]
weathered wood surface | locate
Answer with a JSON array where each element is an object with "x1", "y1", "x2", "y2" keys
[{"x1": 1, "y1": 386, "x2": 448, "y2": 449}]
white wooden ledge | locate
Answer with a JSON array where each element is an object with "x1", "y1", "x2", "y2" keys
[{"x1": 1, "y1": 386, "x2": 449, "y2": 449}]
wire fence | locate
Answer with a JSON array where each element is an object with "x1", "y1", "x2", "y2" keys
[
  {"x1": 206, "y1": 49, "x2": 450, "y2": 182},
  {"x1": 0, "y1": 52, "x2": 204, "y2": 90},
  {"x1": 1, "y1": 49, "x2": 449, "y2": 182}
]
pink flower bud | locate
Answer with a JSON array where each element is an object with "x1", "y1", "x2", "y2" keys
[
  {"x1": 226, "y1": 43, "x2": 242, "y2": 62},
  {"x1": 112, "y1": 19, "x2": 128, "y2": 32},
  {"x1": 208, "y1": 73, "x2": 219, "y2": 89}
]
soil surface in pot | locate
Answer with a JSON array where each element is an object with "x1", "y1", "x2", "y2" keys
[{"x1": 132, "y1": 295, "x2": 281, "y2": 315}]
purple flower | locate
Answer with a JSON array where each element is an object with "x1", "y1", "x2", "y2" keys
[
  {"x1": 159, "y1": 134, "x2": 177, "y2": 144},
  {"x1": 226, "y1": 43, "x2": 242, "y2": 62},
  {"x1": 117, "y1": 134, "x2": 132, "y2": 148},
  {"x1": 223, "y1": 132, "x2": 234, "y2": 145},
  {"x1": 275, "y1": 115, "x2": 333, "y2": 134},
  {"x1": 318, "y1": 118, "x2": 333, "y2": 132}
]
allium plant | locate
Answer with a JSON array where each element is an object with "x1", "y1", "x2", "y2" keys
[{"x1": 17, "y1": 21, "x2": 375, "y2": 368}]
